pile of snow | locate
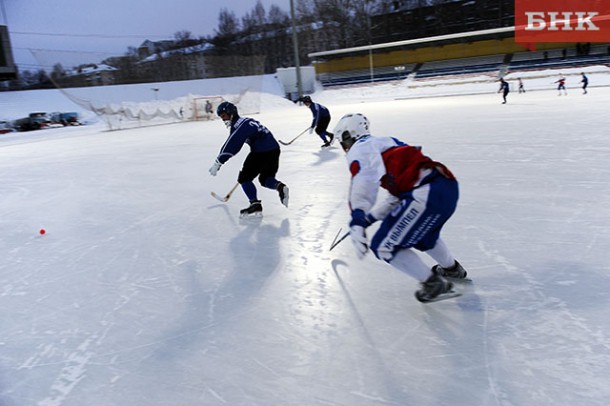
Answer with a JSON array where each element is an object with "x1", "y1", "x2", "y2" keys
[{"x1": 0, "y1": 74, "x2": 289, "y2": 124}]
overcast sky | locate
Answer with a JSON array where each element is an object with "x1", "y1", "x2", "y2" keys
[{"x1": 2, "y1": 0, "x2": 290, "y2": 71}]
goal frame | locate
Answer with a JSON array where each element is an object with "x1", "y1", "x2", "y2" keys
[{"x1": 193, "y1": 96, "x2": 225, "y2": 121}]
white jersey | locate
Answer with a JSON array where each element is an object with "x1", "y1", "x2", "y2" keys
[{"x1": 345, "y1": 136, "x2": 402, "y2": 218}]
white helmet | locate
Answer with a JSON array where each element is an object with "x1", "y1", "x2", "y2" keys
[{"x1": 333, "y1": 113, "x2": 370, "y2": 151}]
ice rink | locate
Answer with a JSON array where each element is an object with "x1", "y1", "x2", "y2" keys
[{"x1": 1, "y1": 75, "x2": 610, "y2": 405}]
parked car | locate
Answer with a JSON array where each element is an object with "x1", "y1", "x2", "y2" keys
[
  {"x1": 14, "y1": 112, "x2": 51, "y2": 132},
  {"x1": 50, "y1": 112, "x2": 80, "y2": 126},
  {"x1": 0, "y1": 120, "x2": 15, "y2": 134}
]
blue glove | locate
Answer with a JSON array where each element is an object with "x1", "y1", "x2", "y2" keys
[{"x1": 349, "y1": 209, "x2": 376, "y2": 228}]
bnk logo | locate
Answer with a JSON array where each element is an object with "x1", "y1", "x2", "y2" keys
[{"x1": 515, "y1": 0, "x2": 610, "y2": 43}]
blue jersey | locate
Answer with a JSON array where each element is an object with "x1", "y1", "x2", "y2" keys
[
  {"x1": 308, "y1": 102, "x2": 330, "y2": 128},
  {"x1": 216, "y1": 117, "x2": 279, "y2": 164}
]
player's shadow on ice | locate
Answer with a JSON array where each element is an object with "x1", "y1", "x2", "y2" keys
[
  {"x1": 153, "y1": 217, "x2": 290, "y2": 358},
  {"x1": 331, "y1": 259, "x2": 416, "y2": 403},
  {"x1": 311, "y1": 146, "x2": 340, "y2": 166},
  {"x1": 225, "y1": 217, "x2": 290, "y2": 305},
  {"x1": 206, "y1": 203, "x2": 290, "y2": 290},
  {"x1": 208, "y1": 202, "x2": 240, "y2": 226},
  {"x1": 199, "y1": 217, "x2": 290, "y2": 323}
]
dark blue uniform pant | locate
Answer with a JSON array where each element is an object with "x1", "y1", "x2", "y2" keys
[{"x1": 370, "y1": 175, "x2": 458, "y2": 263}]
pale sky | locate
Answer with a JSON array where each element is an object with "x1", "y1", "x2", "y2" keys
[{"x1": 2, "y1": 0, "x2": 290, "y2": 71}]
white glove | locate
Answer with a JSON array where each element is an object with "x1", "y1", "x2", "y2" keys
[
  {"x1": 350, "y1": 225, "x2": 368, "y2": 259},
  {"x1": 209, "y1": 160, "x2": 222, "y2": 176},
  {"x1": 309, "y1": 127, "x2": 314, "y2": 134}
]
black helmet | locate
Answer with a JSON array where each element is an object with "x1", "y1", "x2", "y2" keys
[
  {"x1": 300, "y1": 96, "x2": 312, "y2": 104},
  {"x1": 217, "y1": 101, "x2": 238, "y2": 117}
]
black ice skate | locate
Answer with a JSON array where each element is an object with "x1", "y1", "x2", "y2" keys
[
  {"x1": 277, "y1": 183, "x2": 289, "y2": 208},
  {"x1": 415, "y1": 269, "x2": 458, "y2": 303},
  {"x1": 240, "y1": 200, "x2": 262, "y2": 218},
  {"x1": 327, "y1": 132, "x2": 335, "y2": 145},
  {"x1": 432, "y1": 260, "x2": 469, "y2": 281}
]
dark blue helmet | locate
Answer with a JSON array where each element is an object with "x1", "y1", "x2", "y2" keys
[{"x1": 217, "y1": 101, "x2": 238, "y2": 118}]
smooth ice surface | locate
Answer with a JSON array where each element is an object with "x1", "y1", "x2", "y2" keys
[{"x1": 2, "y1": 69, "x2": 610, "y2": 406}]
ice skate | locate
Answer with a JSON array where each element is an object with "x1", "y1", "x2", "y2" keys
[
  {"x1": 277, "y1": 182, "x2": 289, "y2": 208},
  {"x1": 240, "y1": 200, "x2": 262, "y2": 218},
  {"x1": 432, "y1": 260, "x2": 468, "y2": 281},
  {"x1": 321, "y1": 141, "x2": 331, "y2": 148},
  {"x1": 327, "y1": 132, "x2": 335, "y2": 145},
  {"x1": 415, "y1": 269, "x2": 457, "y2": 303}
]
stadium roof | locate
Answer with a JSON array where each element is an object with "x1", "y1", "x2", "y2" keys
[{"x1": 308, "y1": 26, "x2": 515, "y2": 58}]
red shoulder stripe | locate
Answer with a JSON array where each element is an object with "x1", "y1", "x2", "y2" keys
[{"x1": 349, "y1": 160, "x2": 361, "y2": 177}]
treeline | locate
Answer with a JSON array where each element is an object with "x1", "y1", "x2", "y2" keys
[
  {"x1": 211, "y1": 0, "x2": 383, "y2": 70},
  {"x1": 2, "y1": 0, "x2": 514, "y2": 90},
  {"x1": 3, "y1": 0, "x2": 387, "y2": 90}
]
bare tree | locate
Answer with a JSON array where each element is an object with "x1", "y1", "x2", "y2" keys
[
  {"x1": 351, "y1": 0, "x2": 380, "y2": 45},
  {"x1": 216, "y1": 8, "x2": 240, "y2": 37},
  {"x1": 245, "y1": 0, "x2": 267, "y2": 28},
  {"x1": 268, "y1": 4, "x2": 290, "y2": 25},
  {"x1": 173, "y1": 30, "x2": 197, "y2": 49},
  {"x1": 50, "y1": 63, "x2": 66, "y2": 84}
]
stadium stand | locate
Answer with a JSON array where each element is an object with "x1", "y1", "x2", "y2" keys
[{"x1": 415, "y1": 54, "x2": 505, "y2": 78}]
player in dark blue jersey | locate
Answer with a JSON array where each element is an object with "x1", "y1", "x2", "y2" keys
[
  {"x1": 581, "y1": 72, "x2": 589, "y2": 94},
  {"x1": 209, "y1": 102, "x2": 289, "y2": 217},
  {"x1": 498, "y1": 78, "x2": 509, "y2": 104},
  {"x1": 300, "y1": 96, "x2": 334, "y2": 148}
]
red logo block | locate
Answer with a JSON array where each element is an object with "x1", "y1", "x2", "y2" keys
[{"x1": 515, "y1": 0, "x2": 610, "y2": 43}]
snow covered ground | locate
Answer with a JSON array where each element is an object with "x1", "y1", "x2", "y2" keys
[{"x1": 1, "y1": 66, "x2": 610, "y2": 406}]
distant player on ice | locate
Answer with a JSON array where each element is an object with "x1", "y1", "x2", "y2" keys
[
  {"x1": 581, "y1": 72, "x2": 589, "y2": 94},
  {"x1": 518, "y1": 78, "x2": 525, "y2": 93},
  {"x1": 334, "y1": 113, "x2": 468, "y2": 302},
  {"x1": 209, "y1": 101, "x2": 289, "y2": 217},
  {"x1": 205, "y1": 100, "x2": 214, "y2": 119},
  {"x1": 300, "y1": 96, "x2": 334, "y2": 148},
  {"x1": 555, "y1": 75, "x2": 568, "y2": 96},
  {"x1": 498, "y1": 78, "x2": 509, "y2": 104}
]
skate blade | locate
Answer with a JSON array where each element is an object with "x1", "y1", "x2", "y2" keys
[
  {"x1": 417, "y1": 291, "x2": 462, "y2": 303},
  {"x1": 239, "y1": 211, "x2": 263, "y2": 219},
  {"x1": 445, "y1": 276, "x2": 473, "y2": 284}
]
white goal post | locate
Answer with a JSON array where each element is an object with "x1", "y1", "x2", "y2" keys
[{"x1": 193, "y1": 96, "x2": 225, "y2": 121}]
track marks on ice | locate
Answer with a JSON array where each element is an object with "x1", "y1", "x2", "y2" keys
[
  {"x1": 20, "y1": 336, "x2": 95, "y2": 406},
  {"x1": 476, "y1": 240, "x2": 610, "y2": 404}
]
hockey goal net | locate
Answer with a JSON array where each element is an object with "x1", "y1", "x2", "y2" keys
[{"x1": 193, "y1": 96, "x2": 225, "y2": 121}]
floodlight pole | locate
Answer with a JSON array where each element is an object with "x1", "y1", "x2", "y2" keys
[
  {"x1": 369, "y1": 47, "x2": 374, "y2": 83},
  {"x1": 290, "y1": 0, "x2": 303, "y2": 100},
  {"x1": 368, "y1": 11, "x2": 374, "y2": 83}
]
